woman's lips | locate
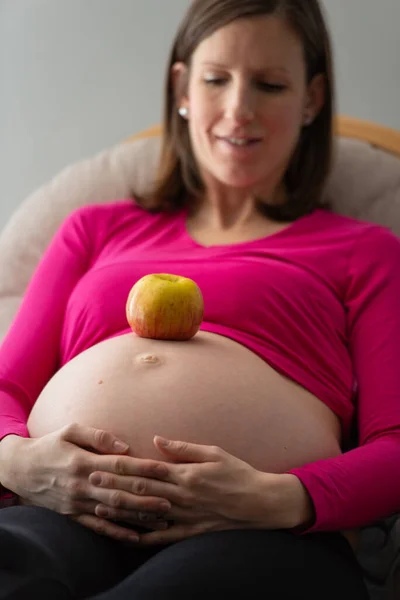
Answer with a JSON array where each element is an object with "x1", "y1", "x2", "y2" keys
[
  {"x1": 216, "y1": 134, "x2": 262, "y2": 143},
  {"x1": 214, "y1": 135, "x2": 263, "y2": 160}
]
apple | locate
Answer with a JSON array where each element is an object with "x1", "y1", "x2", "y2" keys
[{"x1": 126, "y1": 273, "x2": 204, "y2": 341}]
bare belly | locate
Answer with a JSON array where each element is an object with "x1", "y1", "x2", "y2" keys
[{"x1": 27, "y1": 331, "x2": 342, "y2": 473}]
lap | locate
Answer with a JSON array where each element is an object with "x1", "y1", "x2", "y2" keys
[
  {"x1": 0, "y1": 505, "x2": 158, "y2": 598},
  {"x1": 0, "y1": 507, "x2": 369, "y2": 600},
  {"x1": 92, "y1": 528, "x2": 370, "y2": 600}
]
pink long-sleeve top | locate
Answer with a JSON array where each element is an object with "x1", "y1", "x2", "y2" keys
[{"x1": 1, "y1": 199, "x2": 400, "y2": 532}]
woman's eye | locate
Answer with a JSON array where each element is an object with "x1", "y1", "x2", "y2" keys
[
  {"x1": 257, "y1": 82, "x2": 286, "y2": 93},
  {"x1": 203, "y1": 79, "x2": 286, "y2": 93},
  {"x1": 204, "y1": 78, "x2": 226, "y2": 86}
]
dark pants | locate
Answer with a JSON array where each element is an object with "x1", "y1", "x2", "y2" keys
[{"x1": 0, "y1": 506, "x2": 369, "y2": 599}]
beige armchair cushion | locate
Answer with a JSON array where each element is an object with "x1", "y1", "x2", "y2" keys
[{"x1": 0, "y1": 134, "x2": 400, "y2": 342}]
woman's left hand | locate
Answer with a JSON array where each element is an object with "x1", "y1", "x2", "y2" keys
[{"x1": 91, "y1": 436, "x2": 301, "y2": 546}]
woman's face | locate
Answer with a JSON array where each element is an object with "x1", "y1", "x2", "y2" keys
[{"x1": 175, "y1": 15, "x2": 324, "y2": 193}]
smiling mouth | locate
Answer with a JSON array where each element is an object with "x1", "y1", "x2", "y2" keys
[{"x1": 216, "y1": 136, "x2": 262, "y2": 147}]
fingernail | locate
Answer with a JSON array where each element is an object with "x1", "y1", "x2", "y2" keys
[
  {"x1": 113, "y1": 440, "x2": 129, "y2": 452},
  {"x1": 156, "y1": 436, "x2": 169, "y2": 447},
  {"x1": 160, "y1": 502, "x2": 171, "y2": 512},
  {"x1": 96, "y1": 506, "x2": 109, "y2": 518},
  {"x1": 128, "y1": 534, "x2": 140, "y2": 543},
  {"x1": 91, "y1": 474, "x2": 103, "y2": 486}
]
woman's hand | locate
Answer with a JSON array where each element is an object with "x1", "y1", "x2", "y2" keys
[
  {"x1": 91, "y1": 436, "x2": 312, "y2": 546},
  {"x1": 1, "y1": 424, "x2": 173, "y2": 543}
]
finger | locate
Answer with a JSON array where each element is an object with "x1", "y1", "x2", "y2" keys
[
  {"x1": 89, "y1": 455, "x2": 170, "y2": 480},
  {"x1": 51, "y1": 482, "x2": 105, "y2": 516},
  {"x1": 89, "y1": 472, "x2": 180, "y2": 504},
  {"x1": 60, "y1": 423, "x2": 130, "y2": 455},
  {"x1": 94, "y1": 505, "x2": 169, "y2": 530},
  {"x1": 137, "y1": 521, "x2": 247, "y2": 547},
  {"x1": 72, "y1": 514, "x2": 140, "y2": 544},
  {"x1": 137, "y1": 522, "x2": 201, "y2": 547},
  {"x1": 154, "y1": 436, "x2": 222, "y2": 463},
  {"x1": 163, "y1": 505, "x2": 207, "y2": 522},
  {"x1": 89, "y1": 484, "x2": 172, "y2": 514},
  {"x1": 69, "y1": 498, "x2": 101, "y2": 515}
]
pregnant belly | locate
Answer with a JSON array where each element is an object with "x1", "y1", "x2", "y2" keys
[{"x1": 27, "y1": 331, "x2": 342, "y2": 473}]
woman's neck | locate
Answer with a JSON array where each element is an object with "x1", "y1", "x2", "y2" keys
[{"x1": 189, "y1": 183, "x2": 288, "y2": 232}]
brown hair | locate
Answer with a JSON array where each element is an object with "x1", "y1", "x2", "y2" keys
[{"x1": 138, "y1": 0, "x2": 335, "y2": 221}]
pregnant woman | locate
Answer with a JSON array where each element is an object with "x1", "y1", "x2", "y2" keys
[{"x1": 0, "y1": 1, "x2": 398, "y2": 599}]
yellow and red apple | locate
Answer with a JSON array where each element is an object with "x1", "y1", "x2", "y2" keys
[{"x1": 126, "y1": 274, "x2": 204, "y2": 341}]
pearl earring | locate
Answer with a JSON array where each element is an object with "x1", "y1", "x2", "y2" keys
[
  {"x1": 178, "y1": 107, "x2": 189, "y2": 118},
  {"x1": 304, "y1": 116, "x2": 313, "y2": 126}
]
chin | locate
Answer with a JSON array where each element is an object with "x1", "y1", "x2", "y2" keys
[{"x1": 216, "y1": 172, "x2": 262, "y2": 190}]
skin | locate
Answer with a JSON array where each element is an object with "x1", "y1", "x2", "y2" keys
[
  {"x1": 173, "y1": 15, "x2": 325, "y2": 232},
  {"x1": 90, "y1": 436, "x2": 315, "y2": 547}
]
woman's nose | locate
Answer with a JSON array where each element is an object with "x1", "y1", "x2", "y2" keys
[{"x1": 224, "y1": 87, "x2": 255, "y2": 123}]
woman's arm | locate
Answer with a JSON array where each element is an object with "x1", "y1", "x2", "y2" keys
[
  {"x1": 287, "y1": 226, "x2": 400, "y2": 533},
  {"x1": 0, "y1": 205, "x2": 96, "y2": 497}
]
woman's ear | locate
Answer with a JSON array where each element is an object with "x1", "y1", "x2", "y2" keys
[
  {"x1": 303, "y1": 73, "x2": 326, "y2": 124},
  {"x1": 171, "y1": 62, "x2": 189, "y2": 112}
]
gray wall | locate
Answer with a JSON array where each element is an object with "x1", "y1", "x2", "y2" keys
[
  {"x1": 0, "y1": 0, "x2": 399, "y2": 230},
  {"x1": 323, "y1": 0, "x2": 400, "y2": 130}
]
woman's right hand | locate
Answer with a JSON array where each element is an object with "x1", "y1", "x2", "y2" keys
[{"x1": 0, "y1": 423, "x2": 172, "y2": 542}]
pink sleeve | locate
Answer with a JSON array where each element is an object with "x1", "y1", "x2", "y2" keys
[
  {"x1": 0, "y1": 206, "x2": 94, "y2": 444},
  {"x1": 287, "y1": 226, "x2": 400, "y2": 532}
]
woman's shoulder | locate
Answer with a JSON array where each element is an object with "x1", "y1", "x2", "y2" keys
[
  {"x1": 68, "y1": 198, "x2": 147, "y2": 222},
  {"x1": 53, "y1": 198, "x2": 157, "y2": 253},
  {"x1": 314, "y1": 207, "x2": 399, "y2": 243},
  {"x1": 315, "y1": 209, "x2": 400, "y2": 275},
  {"x1": 64, "y1": 198, "x2": 158, "y2": 234}
]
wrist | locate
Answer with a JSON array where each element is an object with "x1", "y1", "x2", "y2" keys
[
  {"x1": 0, "y1": 434, "x2": 24, "y2": 459},
  {"x1": 256, "y1": 472, "x2": 315, "y2": 530},
  {"x1": 277, "y1": 473, "x2": 315, "y2": 530},
  {"x1": 0, "y1": 434, "x2": 25, "y2": 494}
]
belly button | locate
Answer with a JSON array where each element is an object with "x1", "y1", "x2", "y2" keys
[{"x1": 134, "y1": 353, "x2": 163, "y2": 366}]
